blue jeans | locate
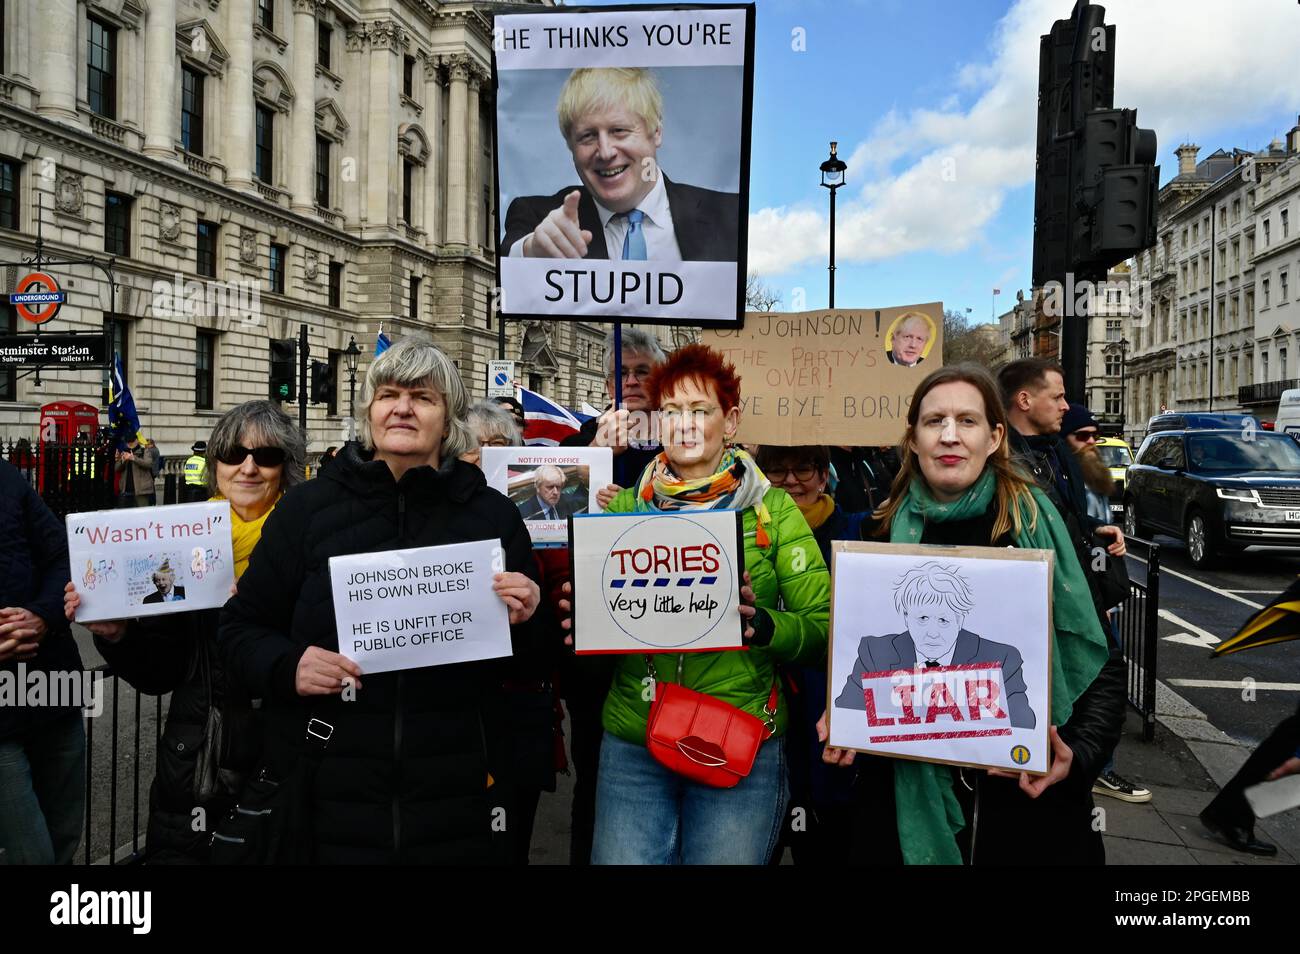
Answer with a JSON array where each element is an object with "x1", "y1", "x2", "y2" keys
[
  {"x1": 0, "y1": 714, "x2": 86, "y2": 864},
  {"x1": 592, "y1": 731, "x2": 788, "y2": 865}
]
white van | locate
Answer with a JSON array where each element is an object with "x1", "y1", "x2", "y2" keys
[{"x1": 1275, "y1": 389, "x2": 1300, "y2": 437}]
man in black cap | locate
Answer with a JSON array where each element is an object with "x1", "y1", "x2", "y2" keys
[
  {"x1": 1061, "y1": 404, "x2": 1153, "y2": 806},
  {"x1": 182, "y1": 441, "x2": 208, "y2": 503}
]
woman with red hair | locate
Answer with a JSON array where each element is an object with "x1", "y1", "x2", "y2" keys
[{"x1": 591, "y1": 344, "x2": 830, "y2": 864}]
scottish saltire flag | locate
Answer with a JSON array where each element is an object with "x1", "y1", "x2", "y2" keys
[
  {"x1": 519, "y1": 386, "x2": 582, "y2": 446},
  {"x1": 107, "y1": 352, "x2": 140, "y2": 449},
  {"x1": 375, "y1": 324, "x2": 391, "y2": 356}
]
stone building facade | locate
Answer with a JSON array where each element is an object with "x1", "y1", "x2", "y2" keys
[
  {"x1": 1127, "y1": 126, "x2": 1300, "y2": 434},
  {"x1": 0, "y1": 0, "x2": 680, "y2": 455}
]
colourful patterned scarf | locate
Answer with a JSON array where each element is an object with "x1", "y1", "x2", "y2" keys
[{"x1": 633, "y1": 447, "x2": 774, "y2": 546}]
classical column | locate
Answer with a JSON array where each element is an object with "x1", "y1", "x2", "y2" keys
[
  {"x1": 143, "y1": 0, "x2": 178, "y2": 158},
  {"x1": 422, "y1": 55, "x2": 443, "y2": 247},
  {"x1": 289, "y1": 0, "x2": 319, "y2": 211},
  {"x1": 226, "y1": 0, "x2": 255, "y2": 188},
  {"x1": 466, "y1": 67, "x2": 483, "y2": 251},
  {"x1": 444, "y1": 55, "x2": 469, "y2": 247},
  {"x1": 38, "y1": 0, "x2": 79, "y2": 121},
  {"x1": 365, "y1": 21, "x2": 403, "y2": 230}
]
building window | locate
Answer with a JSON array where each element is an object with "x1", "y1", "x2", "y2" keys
[
  {"x1": 87, "y1": 16, "x2": 117, "y2": 119},
  {"x1": 181, "y1": 66, "x2": 205, "y2": 155},
  {"x1": 1105, "y1": 352, "x2": 1121, "y2": 376},
  {"x1": 328, "y1": 261, "x2": 342, "y2": 309},
  {"x1": 196, "y1": 220, "x2": 218, "y2": 277},
  {"x1": 1218, "y1": 246, "x2": 1225, "y2": 274},
  {"x1": 315, "y1": 135, "x2": 330, "y2": 208},
  {"x1": 1284, "y1": 209, "x2": 1291, "y2": 240},
  {"x1": 0, "y1": 305, "x2": 16, "y2": 401},
  {"x1": 1232, "y1": 239, "x2": 1240, "y2": 272},
  {"x1": 403, "y1": 56, "x2": 415, "y2": 98},
  {"x1": 317, "y1": 21, "x2": 332, "y2": 70},
  {"x1": 1192, "y1": 222, "x2": 1199, "y2": 244},
  {"x1": 1282, "y1": 271, "x2": 1290, "y2": 303},
  {"x1": 0, "y1": 158, "x2": 20, "y2": 230},
  {"x1": 409, "y1": 276, "x2": 420, "y2": 318},
  {"x1": 1283, "y1": 348, "x2": 1289, "y2": 381},
  {"x1": 102, "y1": 314, "x2": 129, "y2": 405},
  {"x1": 402, "y1": 159, "x2": 413, "y2": 224},
  {"x1": 1264, "y1": 219, "x2": 1271, "y2": 246},
  {"x1": 1247, "y1": 233, "x2": 1255, "y2": 258},
  {"x1": 1263, "y1": 278, "x2": 1271, "y2": 308},
  {"x1": 195, "y1": 331, "x2": 216, "y2": 410},
  {"x1": 1219, "y1": 207, "x2": 1226, "y2": 229},
  {"x1": 326, "y1": 350, "x2": 339, "y2": 416},
  {"x1": 257, "y1": 0, "x2": 274, "y2": 31},
  {"x1": 1246, "y1": 290, "x2": 1255, "y2": 320},
  {"x1": 255, "y1": 105, "x2": 274, "y2": 184},
  {"x1": 268, "y1": 243, "x2": 286, "y2": 294},
  {"x1": 1263, "y1": 351, "x2": 1270, "y2": 381},
  {"x1": 1104, "y1": 390, "x2": 1121, "y2": 416},
  {"x1": 104, "y1": 191, "x2": 131, "y2": 256},
  {"x1": 1232, "y1": 199, "x2": 1241, "y2": 223},
  {"x1": 1105, "y1": 319, "x2": 1121, "y2": 342}
]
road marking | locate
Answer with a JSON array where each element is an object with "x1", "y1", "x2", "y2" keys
[
  {"x1": 1158, "y1": 609, "x2": 1222, "y2": 649},
  {"x1": 1127, "y1": 554, "x2": 1266, "y2": 610},
  {"x1": 1168, "y1": 678, "x2": 1300, "y2": 692},
  {"x1": 1224, "y1": 590, "x2": 1286, "y2": 595}
]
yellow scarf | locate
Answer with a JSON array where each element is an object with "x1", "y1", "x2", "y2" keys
[
  {"x1": 211, "y1": 495, "x2": 281, "y2": 579},
  {"x1": 795, "y1": 493, "x2": 836, "y2": 531}
]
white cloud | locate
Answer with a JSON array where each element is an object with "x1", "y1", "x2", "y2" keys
[{"x1": 750, "y1": 0, "x2": 1300, "y2": 277}]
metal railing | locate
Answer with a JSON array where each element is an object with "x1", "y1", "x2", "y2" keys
[
  {"x1": 81, "y1": 666, "x2": 167, "y2": 865},
  {"x1": 1239, "y1": 378, "x2": 1300, "y2": 406},
  {"x1": 1116, "y1": 535, "x2": 1161, "y2": 741}
]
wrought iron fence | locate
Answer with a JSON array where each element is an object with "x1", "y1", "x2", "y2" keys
[{"x1": 1115, "y1": 536, "x2": 1161, "y2": 742}]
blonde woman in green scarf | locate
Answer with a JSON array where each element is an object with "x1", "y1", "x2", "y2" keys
[
  {"x1": 818, "y1": 365, "x2": 1124, "y2": 865},
  {"x1": 64, "y1": 400, "x2": 304, "y2": 863}
]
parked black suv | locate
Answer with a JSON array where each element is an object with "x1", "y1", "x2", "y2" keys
[{"x1": 1123, "y1": 429, "x2": 1300, "y2": 567}]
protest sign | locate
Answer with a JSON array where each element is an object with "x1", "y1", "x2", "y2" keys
[
  {"x1": 826, "y1": 541, "x2": 1052, "y2": 774},
  {"x1": 701, "y1": 304, "x2": 944, "y2": 445},
  {"x1": 493, "y1": 4, "x2": 754, "y2": 326},
  {"x1": 482, "y1": 445, "x2": 613, "y2": 546},
  {"x1": 67, "y1": 502, "x2": 235, "y2": 621},
  {"x1": 569, "y1": 509, "x2": 744, "y2": 654},
  {"x1": 329, "y1": 540, "x2": 511, "y2": 675}
]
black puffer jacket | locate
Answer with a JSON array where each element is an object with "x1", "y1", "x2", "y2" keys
[
  {"x1": 0, "y1": 459, "x2": 82, "y2": 742},
  {"x1": 219, "y1": 445, "x2": 546, "y2": 864},
  {"x1": 852, "y1": 506, "x2": 1126, "y2": 865},
  {"x1": 95, "y1": 609, "x2": 261, "y2": 863}
]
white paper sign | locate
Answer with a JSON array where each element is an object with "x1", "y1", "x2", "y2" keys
[
  {"x1": 570, "y1": 509, "x2": 743, "y2": 654},
  {"x1": 827, "y1": 542, "x2": 1053, "y2": 774},
  {"x1": 67, "y1": 502, "x2": 236, "y2": 621},
  {"x1": 482, "y1": 446, "x2": 613, "y2": 546},
  {"x1": 329, "y1": 539, "x2": 511, "y2": 675}
]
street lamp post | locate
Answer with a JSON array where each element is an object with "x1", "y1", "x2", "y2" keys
[
  {"x1": 343, "y1": 335, "x2": 361, "y2": 442},
  {"x1": 819, "y1": 141, "x2": 847, "y2": 308},
  {"x1": 1106, "y1": 336, "x2": 1130, "y2": 440}
]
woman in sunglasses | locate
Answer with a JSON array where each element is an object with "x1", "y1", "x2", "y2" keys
[
  {"x1": 63, "y1": 400, "x2": 305, "y2": 863},
  {"x1": 753, "y1": 444, "x2": 870, "y2": 864},
  {"x1": 220, "y1": 336, "x2": 545, "y2": 864}
]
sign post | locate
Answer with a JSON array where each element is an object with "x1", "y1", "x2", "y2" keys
[{"x1": 487, "y1": 360, "x2": 516, "y2": 398}]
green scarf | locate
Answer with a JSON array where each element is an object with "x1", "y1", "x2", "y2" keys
[{"x1": 887, "y1": 469, "x2": 1111, "y2": 864}]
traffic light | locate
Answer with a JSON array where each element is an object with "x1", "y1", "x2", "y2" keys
[
  {"x1": 310, "y1": 359, "x2": 335, "y2": 405},
  {"x1": 1073, "y1": 108, "x2": 1158, "y2": 268},
  {"x1": 269, "y1": 339, "x2": 296, "y2": 403}
]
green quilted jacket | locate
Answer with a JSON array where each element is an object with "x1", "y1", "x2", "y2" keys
[{"x1": 600, "y1": 485, "x2": 831, "y2": 744}]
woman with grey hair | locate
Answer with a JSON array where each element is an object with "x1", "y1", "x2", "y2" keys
[
  {"x1": 219, "y1": 336, "x2": 547, "y2": 864},
  {"x1": 62, "y1": 399, "x2": 305, "y2": 863},
  {"x1": 461, "y1": 399, "x2": 522, "y2": 468}
]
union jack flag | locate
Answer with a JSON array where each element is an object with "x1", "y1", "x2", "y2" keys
[{"x1": 519, "y1": 386, "x2": 582, "y2": 446}]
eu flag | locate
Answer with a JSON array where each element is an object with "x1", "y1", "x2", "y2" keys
[{"x1": 107, "y1": 352, "x2": 140, "y2": 449}]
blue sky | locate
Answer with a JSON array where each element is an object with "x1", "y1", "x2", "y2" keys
[{"x1": 571, "y1": 0, "x2": 1300, "y2": 322}]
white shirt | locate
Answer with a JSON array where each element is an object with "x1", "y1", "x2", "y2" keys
[{"x1": 509, "y1": 173, "x2": 683, "y2": 262}]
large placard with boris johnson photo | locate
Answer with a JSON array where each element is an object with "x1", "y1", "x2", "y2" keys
[{"x1": 493, "y1": 4, "x2": 754, "y2": 327}]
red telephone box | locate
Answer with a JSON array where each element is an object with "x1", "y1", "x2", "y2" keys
[
  {"x1": 39, "y1": 400, "x2": 101, "y2": 443},
  {"x1": 36, "y1": 401, "x2": 102, "y2": 494}
]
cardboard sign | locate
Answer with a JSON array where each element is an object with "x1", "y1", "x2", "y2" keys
[
  {"x1": 67, "y1": 502, "x2": 235, "y2": 621},
  {"x1": 493, "y1": 5, "x2": 754, "y2": 326},
  {"x1": 701, "y1": 304, "x2": 944, "y2": 445},
  {"x1": 569, "y1": 509, "x2": 744, "y2": 654},
  {"x1": 827, "y1": 541, "x2": 1052, "y2": 774},
  {"x1": 329, "y1": 539, "x2": 511, "y2": 675},
  {"x1": 481, "y1": 446, "x2": 613, "y2": 546}
]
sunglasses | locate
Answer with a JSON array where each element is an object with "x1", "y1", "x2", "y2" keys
[{"x1": 215, "y1": 445, "x2": 287, "y2": 467}]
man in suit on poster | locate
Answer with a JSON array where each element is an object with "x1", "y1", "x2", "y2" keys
[{"x1": 502, "y1": 67, "x2": 738, "y2": 263}]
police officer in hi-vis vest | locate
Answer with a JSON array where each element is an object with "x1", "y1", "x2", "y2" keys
[{"x1": 183, "y1": 441, "x2": 208, "y2": 503}]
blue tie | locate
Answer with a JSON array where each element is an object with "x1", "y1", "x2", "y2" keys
[{"x1": 622, "y1": 209, "x2": 647, "y2": 260}]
